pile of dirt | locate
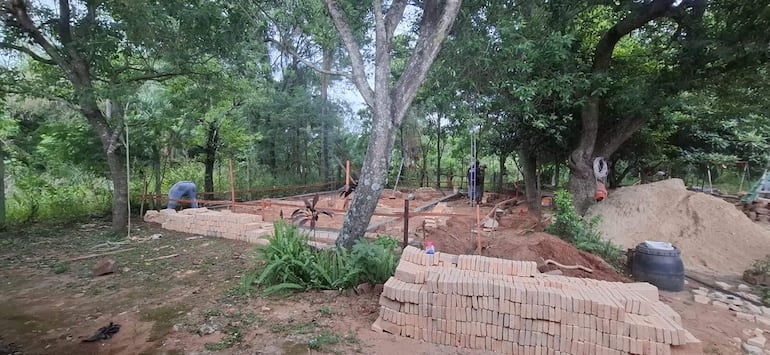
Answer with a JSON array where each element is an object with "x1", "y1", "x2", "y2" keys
[
  {"x1": 587, "y1": 178, "x2": 770, "y2": 276},
  {"x1": 426, "y1": 217, "x2": 628, "y2": 282}
]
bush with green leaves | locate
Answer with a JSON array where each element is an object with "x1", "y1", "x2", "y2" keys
[
  {"x1": 254, "y1": 220, "x2": 400, "y2": 295},
  {"x1": 8, "y1": 169, "x2": 112, "y2": 224},
  {"x1": 546, "y1": 189, "x2": 624, "y2": 267}
]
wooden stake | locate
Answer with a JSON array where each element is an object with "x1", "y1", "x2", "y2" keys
[
  {"x1": 403, "y1": 198, "x2": 410, "y2": 248},
  {"x1": 346, "y1": 160, "x2": 350, "y2": 190},
  {"x1": 140, "y1": 172, "x2": 148, "y2": 218},
  {"x1": 229, "y1": 159, "x2": 236, "y2": 208},
  {"x1": 476, "y1": 204, "x2": 482, "y2": 254}
]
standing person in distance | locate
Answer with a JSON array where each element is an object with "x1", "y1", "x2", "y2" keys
[
  {"x1": 477, "y1": 164, "x2": 486, "y2": 203},
  {"x1": 467, "y1": 161, "x2": 481, "y2": 204}
]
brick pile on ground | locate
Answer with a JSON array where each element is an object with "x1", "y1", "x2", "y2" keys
[
  {"x1": 372, "y1": 246, "x2": 701, "y2": 355},
  {"x1": 144, "y1": 208, "x2": 273, "y2": 244}
]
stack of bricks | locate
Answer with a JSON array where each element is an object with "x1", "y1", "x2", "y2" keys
[
  {"x1": 144, "y1": 208, "x2": 274, "y2": 244},
  {"x1": 372, "y1": 246, "x2": 701, "y2": 355},
  {"x1": 424, "y1": 202, "x2": 451, "y2": 229}
]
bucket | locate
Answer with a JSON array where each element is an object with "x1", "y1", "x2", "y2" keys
[
  {"x1": 631, "y1": 242, "x2": 685, "y2": 291},
  {"x1": 540, "y1": 196, "x2": 552, "y2": 207}
]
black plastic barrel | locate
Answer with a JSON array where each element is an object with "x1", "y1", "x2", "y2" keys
[{"x1": 631, "y1": 242, "x2": 685, "y2": 292}]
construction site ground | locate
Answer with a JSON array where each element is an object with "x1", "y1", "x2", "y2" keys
[{"x1": 0, "y1": 186, "x2": 766, "y2": 354}]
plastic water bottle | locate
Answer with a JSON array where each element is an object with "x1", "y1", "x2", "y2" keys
[{"x1": 425, "y1": 241, "x2": 435, "y2": 254}]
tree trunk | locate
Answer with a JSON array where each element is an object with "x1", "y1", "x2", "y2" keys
[
  {"x1": 568, "y1": 0, "x2": 676, "y2": 214},
  {"x1": 0, "y1": 146, "x2": 5, "y2": 230},
  {"x1": 518, "y1": 148, "x2": 540, "y2": 219},
  {"x1": 152, "y1": 145, "x2": 161, "y2": 209},
  {"x1": 336, "y1": 111, "x2": 397, "y2": 248},
  {"x1": 80, "y1": 102, "x2": 128, "y2": 233},
  {"x1": 320, "y1": 48, "x2": 333, "y2": 182},
  {"x1": 204, "y1": 121, "x2": 219, "y2": 199},
  {"x1": 326, "y1": 0, "x2": 461, "y2": 248},
  {"x1": 436, "y1": 117, "x2": 442, "y2": 188},
  {"x1": 498, "y1": 154, "x2": 507, "y2": 190}
]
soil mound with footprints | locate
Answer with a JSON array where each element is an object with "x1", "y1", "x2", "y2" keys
[{"x1": 587, "y1": 179, "x2": 770, "y2": 276}]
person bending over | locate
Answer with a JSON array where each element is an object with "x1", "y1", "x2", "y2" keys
[{"x1": 167, "y1": 181, "x2": 199, "y2": 210}]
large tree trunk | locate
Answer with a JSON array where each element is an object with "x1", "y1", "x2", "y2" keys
[
  {"x1": 0, "y1": 146, "x2": 5, "y2": 230},
  {"x1": 498, "y1": 154, "x2": 507, "y2": 190},
  {"x1": 151, "y1": 145, "x2": 162, "y2": 209},
  {"x1": 79, "y1": 97, "x2": 128, "y2": 233},
  {"x1": 327, "y1": 0, "x2": 461, "y2": 248},
  {"x1": 435, "y1": 117, "x2": 442, "y2": 188},
  {"x1": 320, "y1": 48, "x2": 333, "y2": 182},
  {"x1": 518, "y1": 148, "x2": 540, "y2": 219},
  {"x1": 568, "y1": 0, "x2": 677, "y2": 214},
  {"x1": 336, "y1": 111, "x2": 397, "y2": 248}
]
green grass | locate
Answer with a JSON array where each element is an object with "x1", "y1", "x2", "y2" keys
[
  {"x1": 318, "y1": 305, "x2": 332, "y2": 316},
  {"x1": 203, "y1": 312, "x2": 263, "y2": 351}
]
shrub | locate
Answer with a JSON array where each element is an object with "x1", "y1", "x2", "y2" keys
[
  {"x1": 253, "y1": 221, "x2": 400, "y2": 295},
  {"x1": 351, "y1": 236, "x2": 400, "y2": 284},
  {"x1": 546, "y1": 189, "x2": 624, "y2": 267}
]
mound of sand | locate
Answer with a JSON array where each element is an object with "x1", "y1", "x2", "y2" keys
[{"x1": 587, "y1": 178, "x2": 770, "y2": 276}]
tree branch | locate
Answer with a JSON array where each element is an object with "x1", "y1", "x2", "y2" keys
[
  {"x1": 3, "y1": 0, "x2": 72, "y2": 72},
  {"x1": 325, "y1": 0, "x2": 375, "y2": 108},
  {"x1": 392, "y1": 0, "x2": 462, "y2": 124},
  {"x1": 57, "y1": 0, "x2": 72, "y2": 45},
  {"x1": 0, "y1": 42, "x2": 55, "y2": 64},
  {"x1": 571, "y1": 0, "x2": 678, "y2": 169},
  {"x1": 123, "y1": 70, "x2": 194, "y2": 83},
  {"x1": 265, "y1": 37, "x2": 352, "y2": 79},
  {"x1": 595, "y1": 117, "x2": 649, "y2": 158},
  {"x1": 384, "y1": 0, "x2": 408, "y2": 41}
]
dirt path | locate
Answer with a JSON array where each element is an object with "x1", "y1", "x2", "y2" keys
[{"x1": 0, "y1": 215, "x2": 762, "y2": 354}]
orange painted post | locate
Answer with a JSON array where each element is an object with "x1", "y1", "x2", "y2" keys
[
  {"x1": 346, "y1": 160, "x2": 350, "y2": 189},
  {"x1": 403, "y1": 198, "x2": 410, "y2": 248},
  {"x1": 229, "y1": 159, "x2": 236, "y2": 208},
  {"x1": 476, "y1": 204, "x2": 482, "y2": 254}
]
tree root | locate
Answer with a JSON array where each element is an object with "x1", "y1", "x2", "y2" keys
[{"x1": 544, "y1": 259, "x2": 593, "y2": 273}]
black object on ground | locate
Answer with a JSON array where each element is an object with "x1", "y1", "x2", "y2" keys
[
  {"x1": 631, "y1": 242, "x2": 685, "y2": 291},
  {"x1": 82, "y1": 322, "x2": 121, "y2": 342}
]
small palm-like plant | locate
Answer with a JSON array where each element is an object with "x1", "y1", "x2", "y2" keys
[{"x1": 291, "y1": 194, "x2": 333, "y2": 233}]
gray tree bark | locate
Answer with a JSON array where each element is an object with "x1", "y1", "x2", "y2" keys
[{"x1": 326, "y1": 0, "x2": 462, "y2": 248}]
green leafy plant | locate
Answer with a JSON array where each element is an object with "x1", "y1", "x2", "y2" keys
[
  {"x1": 351, "y1": 236, "x2": 400, "y2": 285},
  {"x1": 547, "y1": 189, "x2": 624, "y2": 267},
  {"x1": 254, "y1": 222, "x2": 401, "y2": 295}
]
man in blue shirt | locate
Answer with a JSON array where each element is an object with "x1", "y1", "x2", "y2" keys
[{"x1": 167, "y1": 181, "x2": 199, "y2": 210}]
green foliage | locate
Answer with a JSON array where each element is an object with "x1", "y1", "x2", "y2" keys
[
  {"x1": 351, "y1": 236, "x2": 401, "y2": 285},
  {"x1": 253, "y1": 221, "x2": 400, "y2": 295},
  {"x1": 547, "y1": 190, "x2": 623, "y2": 266},
  {"x1": 7, "y1": 169, "x2": 111, "y2": 224},
  {"x1": 307, "y1": 330, "x2": 341, "y2": 351}
]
